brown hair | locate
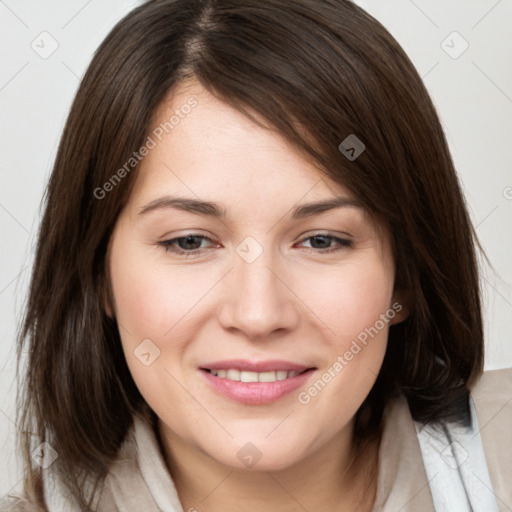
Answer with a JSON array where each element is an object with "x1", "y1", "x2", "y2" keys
[{"x1": 9, "y1": 0, "x2": 484, "y2": 509}]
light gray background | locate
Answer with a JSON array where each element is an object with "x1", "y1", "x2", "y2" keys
[{"x1": 1, "y1": 0, "x2": 511, "y2": 497}]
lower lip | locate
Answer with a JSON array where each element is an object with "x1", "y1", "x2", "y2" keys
[{"x1": 199, "y1": 368, "x2": 316, "y2": 405}]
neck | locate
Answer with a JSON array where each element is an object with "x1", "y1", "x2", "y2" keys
[{"x1": 157, "y1": 420, "x2": 380, "y2": 512}]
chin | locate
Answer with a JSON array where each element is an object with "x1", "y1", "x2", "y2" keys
[{"x1": 206, "y1": 440, "x2": 307, "y2": 473}]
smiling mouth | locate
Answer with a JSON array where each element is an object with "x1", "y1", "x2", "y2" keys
[
  {"x1": 199, "y1": 365, "x2": 317, "y2": 405},
  {"x1": 201, "y1": 368, "x2": 314, "y2": 383}
]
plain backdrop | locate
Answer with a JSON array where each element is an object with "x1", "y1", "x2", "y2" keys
[{"x1": 1, "y1": 0, "x2": 511, "y2": 498}]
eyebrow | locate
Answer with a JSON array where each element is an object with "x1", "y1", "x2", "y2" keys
[{"x1": 138, "y1": 195, "x2": 362, "y2": 219}]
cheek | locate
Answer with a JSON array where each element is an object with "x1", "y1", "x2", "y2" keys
[
  {"x1": 303, "y1": 259, "x2": 394, "y2": 345},
  {"x1": 110, "y1": 247, "x2": 201, "y2": 341},
  {"x1": 110, "y1": 263, "x2": 166, "y2": 338},
  {"x1": 292, "y1": 261, "x2": 393, "y2": 434},
  {"x1": 108, "y1": 248, "x2": 196, "y2": 410}
]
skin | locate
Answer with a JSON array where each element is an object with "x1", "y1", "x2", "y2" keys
[{"x1": 107, "y1": 78, "x2": 408, "y2": 511}]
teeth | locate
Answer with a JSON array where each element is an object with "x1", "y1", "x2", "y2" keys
[
  {"x1": 241, "y1": 371, "x2": 259, "y2": 383},
  {"x1": 209, "y1": 369, "x2": 301, "y2": 382},
  {"x1": 259, "y1": 371, "x2": 279, "y2": 382},
  {"x1": 227, "y1": 369, "x2": 240, "y2": 380}
]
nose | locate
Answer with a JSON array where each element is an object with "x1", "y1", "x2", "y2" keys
[{"x1": 216, "y1": 243, "x2": 300, "y2": 341}]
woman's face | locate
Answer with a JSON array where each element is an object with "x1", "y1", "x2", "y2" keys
[{"x1": 107, "y1": 79, "x2": 405, "y2": 471}]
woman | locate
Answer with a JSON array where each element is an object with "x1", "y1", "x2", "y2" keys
[{"x1": 3, "y1": 0, "x2": 511, "y2": 511}]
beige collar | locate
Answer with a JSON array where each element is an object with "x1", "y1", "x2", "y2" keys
[{"x1": 43, "y1": 368, "x2": 511, "y2": 512}]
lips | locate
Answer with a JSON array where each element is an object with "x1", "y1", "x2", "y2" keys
[
  {"x1": 198, "y1": 359, "x2": 317, "y2": 405},
  {"x1": 207, "y1": 369, "x2": 302, "y2": 382},
  {"x1": 200, "y1": 359, "x2": 313, "y2": 373}
]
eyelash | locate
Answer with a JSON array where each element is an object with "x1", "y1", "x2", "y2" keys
[{"x1": 157, "y1": 233, "x2": 353, "y2": 258}]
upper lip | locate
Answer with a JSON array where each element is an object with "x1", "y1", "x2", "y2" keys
[{"x1": 200, "y1": 359, "x2": 315, "y2": 373}]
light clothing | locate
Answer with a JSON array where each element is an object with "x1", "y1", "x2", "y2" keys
[
  {"x1": 414, "y1": 394, "x2": 499, "y2": 511},
  {"x1": 7, "y1": 368, "x2": 512, "y2": 511}
]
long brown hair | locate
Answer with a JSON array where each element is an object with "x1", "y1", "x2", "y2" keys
[{"x1": 9, "y1": 0, "x2": 484, "y2": 509}]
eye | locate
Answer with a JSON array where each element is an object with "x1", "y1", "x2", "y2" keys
[
  {"x1": 157, "y1": 232, "x2": 352, "y2": 257},
  {"x1": 297, "y1": 234, "x2": 353, "y2": 253},
  {"x1": 158, "y1": 234, "x2": 217, "y2": 258}
]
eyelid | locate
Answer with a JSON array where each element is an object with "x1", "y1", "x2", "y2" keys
[
  {"x1": 157, "y1": 232, "x2": 219, "y2": 257},
  {"x1": 297, "y1": 233, "x2": 353, "y2": 253},
  {"x1": 156, "y1": 231, "x2": 354, "y2": 257},
  {"x1": 298, "y1": 228, "x2": 354, "y2": 240}
]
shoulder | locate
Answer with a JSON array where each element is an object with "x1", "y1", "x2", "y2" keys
[
  {"x1": 471, "y1": 367, "x2": 512, "y2": 427},
  {"x1": 472, "y1": 366, "x2": 512, "y2": 397},
  {"x1": 470, "y1": 367, "x2": 512, "y2": 506}
]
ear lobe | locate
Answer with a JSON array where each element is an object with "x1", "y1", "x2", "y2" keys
[
  {"x1": 390, "y1": 292, "x2": 410, "y2": 325},
  {"x1": 102, "y1": 238, "x2": 115, "y2": 319},
  {"x1": 104, "y1": 296, "x2": 114, "y2": 318},
  {"x1": 101, "y1": 277, "x2": 115, "y2": 319}
]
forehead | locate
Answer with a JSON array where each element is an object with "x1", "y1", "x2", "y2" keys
[{"x1": 132, "y1": 79, "x2": 355, "y2": 207}]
